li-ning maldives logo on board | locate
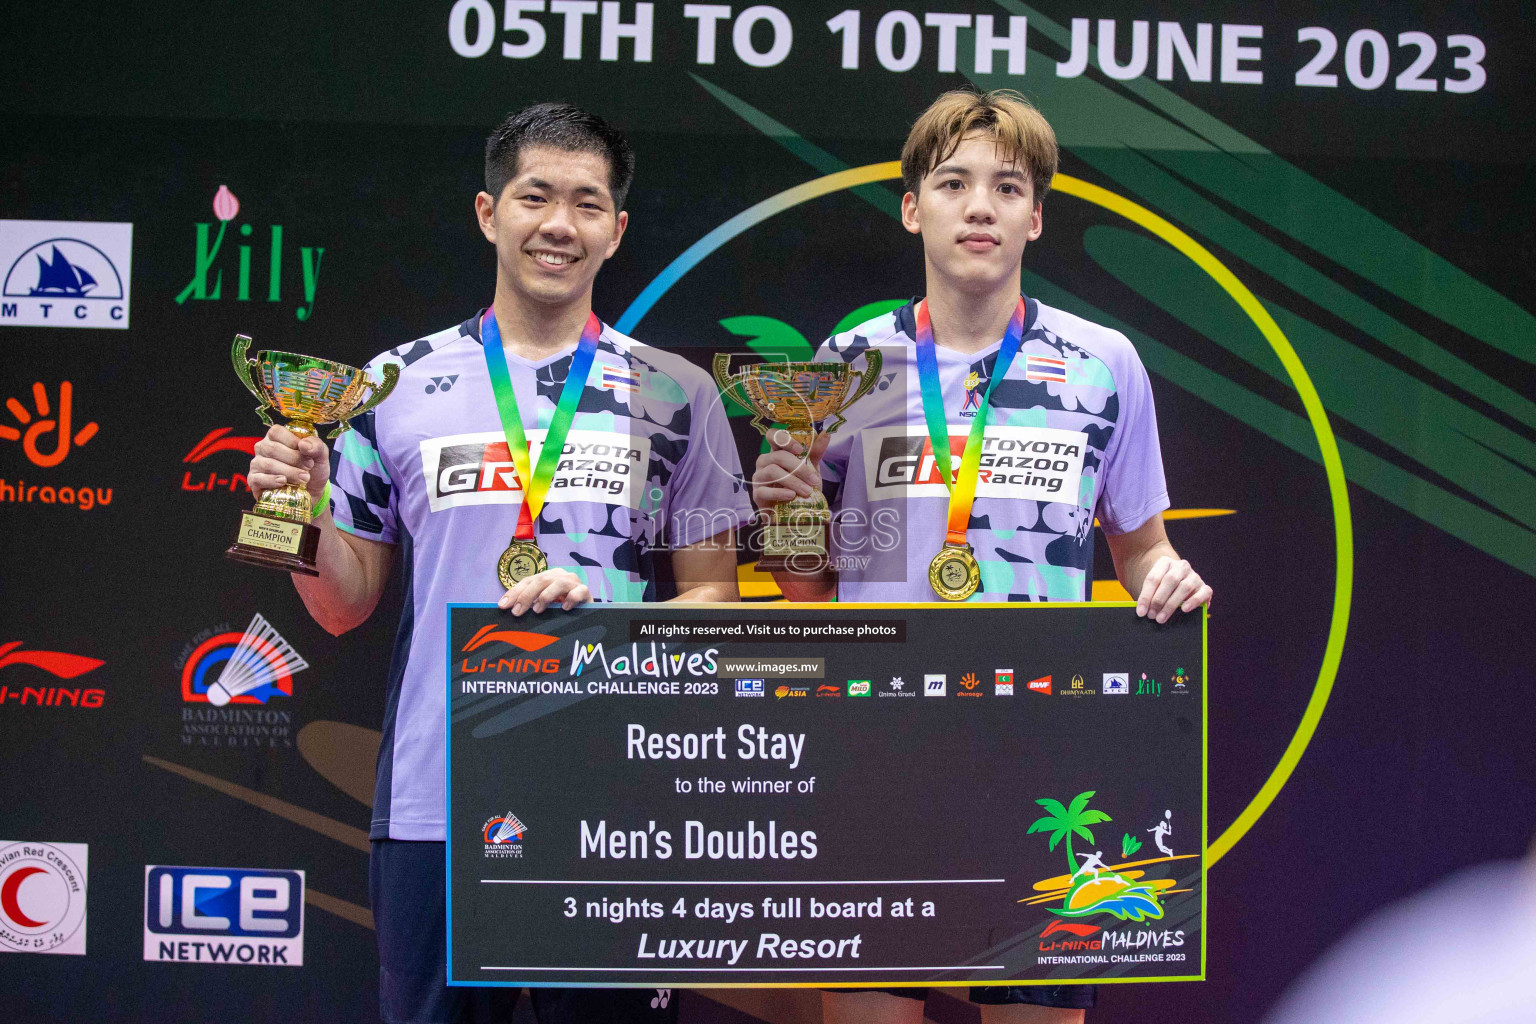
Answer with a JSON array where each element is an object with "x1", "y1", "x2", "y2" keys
[
  {"x1": 174, "y1": 186, "x2": 325, "y2": 322},
  {"x1": 457, "y1": 625, "x2": 562, "y2": 677},
  {"x1": 0, "y1": 220, "x2": 132, "y2": 329}
]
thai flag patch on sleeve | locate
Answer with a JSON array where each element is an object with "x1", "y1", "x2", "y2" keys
[
  {"x1": 1024, "y1": 354, "x2": 1068, "y2": 383},
  {"x1": 598, "y1": 365, "x2": 641, "y2": 393}
]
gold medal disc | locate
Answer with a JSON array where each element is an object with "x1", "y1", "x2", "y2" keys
[
  {"x1": 497, "y1": 540, "x2": 548, "y2": 589},
  {"x1": 928, "y1": 544, "x2": 980, "y2": 601}
]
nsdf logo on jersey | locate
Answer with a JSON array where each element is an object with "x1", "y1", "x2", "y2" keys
[
  {"x1": 143, "y1": 866, "x2": 304, "y2": 966},
  {"x1": 420, "y1": 429, "x2": 651, "y2": 513},
  {"x1": 861, "y1": 425, "x2": 1089, "y2": 504},
  {"x1": 0, "y1": 220, "x2": 132, "y2": 329}
]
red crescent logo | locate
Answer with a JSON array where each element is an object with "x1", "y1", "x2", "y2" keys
[
  {"x1": 461, "y1": 625, "x2": 560, "y2": 653},
  {"x1": 1, "y1": 866, "x2": 50, "y2": 929}
]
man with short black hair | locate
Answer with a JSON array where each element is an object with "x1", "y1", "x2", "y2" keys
[{"x1": 248, "y1": 101, "x2": 751, "y2": 1023}]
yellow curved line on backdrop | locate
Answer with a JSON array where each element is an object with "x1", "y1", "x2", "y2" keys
[{"x1": 711, "y1": 163, "x2": 1354, "y2": 868}]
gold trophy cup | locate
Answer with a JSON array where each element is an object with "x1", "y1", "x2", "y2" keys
[
  {"x1": 227, "y1": 334, "x2": 398, "y2": 575},
  {"x1": 714, "y1": 352, "x2": 882, "y2": 573}
]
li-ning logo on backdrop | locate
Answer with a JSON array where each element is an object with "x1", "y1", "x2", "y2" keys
[
  {"x1": 0, "y1": 642, "x2": 105, "y2": 709},
  {"x1": 180, "y1": 428, "x2": 261, "y2": 495},
  {"x1": 0, "y1": 220, "x2": 132, "y2": 329},
  {"x1": 174, "y1": 185, "x2": 325, "y2": 322},
  {"x1": 483, "y1": 812, "x2": 528, "y2": 858},
  {"x1": 419, "y1": 429, "x2": 650, "y2": 513}
]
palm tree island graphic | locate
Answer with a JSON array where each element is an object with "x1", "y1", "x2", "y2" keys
[{"x1": 1024, "y1": 791, "x2": 1198, "y2": 923}]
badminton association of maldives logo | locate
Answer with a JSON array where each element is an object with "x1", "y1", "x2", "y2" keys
[
  {"x1": 174, "y1": 613, "x2": 308, "y2": 749},
  {"x1": 482, "y1": 812, "x2": 528, "y2": 859}
]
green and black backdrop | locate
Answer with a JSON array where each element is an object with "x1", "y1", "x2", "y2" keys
[{"x1": 2, "y1": 2, "x2": 1532, "y2": 1021}]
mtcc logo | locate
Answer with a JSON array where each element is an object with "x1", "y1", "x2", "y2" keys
[{"x1": 0, "y1": 220, "x2": 132, "y2": 329}]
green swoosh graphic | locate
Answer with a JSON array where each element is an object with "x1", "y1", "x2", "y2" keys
[
  {"x1": 688, "y1": 56, "x2": 1536, "y2": 576},
  {"x1": 987, "y1": 0, "x2": 1536, "y2": 370},
  {"x1": 1085, "y1": 226, "x2": 1536, "y2": 532}
]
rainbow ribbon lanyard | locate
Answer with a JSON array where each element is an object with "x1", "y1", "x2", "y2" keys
[
  {"x1": 914, "y1": 296, "x2": 1028, "y2": 548},
  {"x1": 481, "y1": 309, "x2": 601, "y2": 542}
]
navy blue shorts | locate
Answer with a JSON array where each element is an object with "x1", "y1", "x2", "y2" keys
[
  {"x1": 826, "y1": 985, "x2": 1097, "y2": 1009},
  {"x1": 370, "y1": 839, "x2": 680, "y2": 1024}
]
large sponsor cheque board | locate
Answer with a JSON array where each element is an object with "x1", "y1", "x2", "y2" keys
[{"x1": 447, "y1": 603, "x2": 1206, "y2": 988}]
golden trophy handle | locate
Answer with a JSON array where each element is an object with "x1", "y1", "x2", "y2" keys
[
  {"x1": 231, "y1": 334, "x2": 275, "y2": 426},
  {"x1": 327, "y1": 363, "x2": 400, "y2": 439},
  {"x1": 714, "y1": 353, "x2": 775, "y2": 432},
  {"x1": 847, "y1": 349, "x2": 884, "y2": 404},
  {"x1": 821, "y1": 349, "x2": 884, "y2": 435}
]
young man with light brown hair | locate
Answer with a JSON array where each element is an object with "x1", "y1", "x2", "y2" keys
[{"x1": 753, "y1": 89, "x2": 1211, "y2": 1024}]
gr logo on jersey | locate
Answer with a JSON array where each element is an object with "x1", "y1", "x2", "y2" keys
[
  {"x1": 143, "y1": 866, "x2": 303, "y2": 966},
  {"x1": 862, "y1": 425, "x2": 1088, "y2": 504},
  {"x1": 421, "y1": 429, "x2": 651, "y2": 513}
]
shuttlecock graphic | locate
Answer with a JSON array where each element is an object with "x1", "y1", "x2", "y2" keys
[
  {"x1": 492, "y1": 813, "x2": 527, "y2": 843},
  {"x1": 206, "y1": 613, "x2": 308, "y2": 706}
]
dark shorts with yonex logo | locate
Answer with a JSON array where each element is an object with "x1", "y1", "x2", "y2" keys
[{"x1": 371, "y1": 839, "x2": 680, "y2": 1024}]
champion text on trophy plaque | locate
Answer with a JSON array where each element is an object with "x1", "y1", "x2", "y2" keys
[{"x1": 226, "y1": 334, "x2": 398, "y2": 575}]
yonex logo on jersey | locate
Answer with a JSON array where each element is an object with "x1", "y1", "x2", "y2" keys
[
  {"x1": 862, "y1": 425, "x2": 1089, "y2": 504},
  {"x1": 424, "y1": 375, "x2": 458, "y2": 394},
  {"x1": 420, "y1": 429, "x2": 651, "y2": 513}
]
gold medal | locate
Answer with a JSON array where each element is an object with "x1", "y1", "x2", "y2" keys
[
  {"x1": 928, "y1": 543, "x2": 980, "y2": 601},
  {"x1": 497, "y1": 539, "x2": 548, "y2": 589}
]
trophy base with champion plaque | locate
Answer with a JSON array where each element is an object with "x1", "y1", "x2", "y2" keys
[
  {"x1": 226, "y1": 334, "x2": 397, "y2": 575},
  {"x1": 713, "y1": 353, "x2": 882, "y2": 574}
]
